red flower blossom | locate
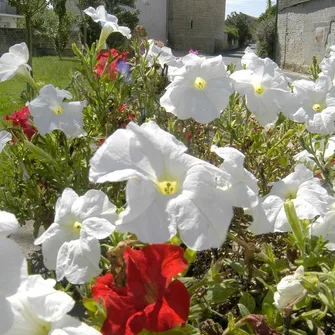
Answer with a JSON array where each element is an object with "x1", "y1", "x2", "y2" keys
[
  {"x1": 4, "y1": 106, "x2": 36, "y2": 139},
  {"x1": 95, "y1": 49, "x2": 129, "y2": 80},
  {"x1": 118, "y1": 104, "x2": 127, "y2": 113},
  {"x1": 92, "y1": 244, "x2": 190, "y2": 335}
]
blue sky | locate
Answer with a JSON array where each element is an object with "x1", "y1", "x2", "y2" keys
[{"x1": 226, "y1": 0, "x2": 275, "y2": 18}]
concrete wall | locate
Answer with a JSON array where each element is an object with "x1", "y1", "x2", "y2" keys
[
  {"x1": 0, "y1": 15, "x2": 19, "y2": 28},
  {"x1": 136, "y1": 0, "x2": 167, "y2": 43},
  {"x1": 0, "y1": 28, "x2": 80, "y2": 57},
  {"x1": 167, "y1": 0, "x2": 226, "y2": 54},
  {"x1": 277, "y1": 0, "x2": 335, "y2": 72}
]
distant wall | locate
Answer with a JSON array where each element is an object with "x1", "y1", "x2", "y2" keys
[
  {"x1": 277, "y1": 0, "x2": 335, "y2": 72},
  {"x1": 0, "y1": 28, "x2": 80, "y2": 56},
  {"x1": 0, "y1": 15, "x2": 19, "y2": 28},
  {"x1": 136, "y1": 0, "x2": 167, "y2": 43},
  {"x1": 167, "y1": 0, "x2": 226, "y2": 54}
]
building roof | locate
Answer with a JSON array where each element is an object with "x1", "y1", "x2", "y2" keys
[
  {"x1": 0, "y1": 13, "x2": 22, "y2": 18},
  {"x1": 278, "y1": 0, "x2": 312, "y2": 11}
]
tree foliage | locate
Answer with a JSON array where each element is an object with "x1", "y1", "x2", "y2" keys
[
  {"x1": 255, "y1": 5, "x2": 277, "y2": 59},
  {"x1": 224, "y1": 12, "x2": 254, "y2": 46},
  {"x1": 50, "y1": 0, "x2": 77, "y2": 58},
  {"x1": 77, "y1": 0, "x2": 139, "y2": 47},
  {"x1": 8, "y1": 0, "x2": 48, "y2": 68}
]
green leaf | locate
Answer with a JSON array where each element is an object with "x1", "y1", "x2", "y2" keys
[
  {"x1": 224, "y1": 259, "x2": 245, "y2": 275},
  {"x1": 184, "y1": 248, "x2": 197, "y2": 264},
  {"x1": 239, "y1": 292, "x2": 256, "y2": 313},
  {"x1": 83, "y1": 298, "x2": 99, "y2": 313},
  {"x1": 138, "y1": 325, "x2": 200, "y2": 335},
  {"x1": 204, "y1": 281, "x2": 238, "y2": 305},
  {"x1": 24, "y1": 141, "x2": 58, "y2": 167},
  {"x1": 238, "y1": 303, "x2": 250, "y2": 317}
]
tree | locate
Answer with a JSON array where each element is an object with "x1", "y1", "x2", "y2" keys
[
  {"x1": 255, "y1": 4, "x2": 277, "y2": 59},
  {"x1": 77, "y1": 0, "x2": 139, "y2": 47},
  {"x1": 8, "y1": 0, "x2": 48, "y2": 69},
  {"x1": 224, "y1": 12, "x2": 254, "y2": 47},
  {"x1": 50, "y1": 0, "x2": 77, "y2": 58}
]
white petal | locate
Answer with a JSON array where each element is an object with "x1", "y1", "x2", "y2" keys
[
  {"x1": 297, "y1": 180, "x2": 334, "y2": 216},
  {"x1": 261, "y1": 195, "x2": 286, "y2": 232},
  {"x1": 81, "y1": 218, "x2": 115, "y2": 239},
  {"x1": 307, "y1": 108, "x2": 335, "y2": 135},
  {"x1": 51, "y1": 315, "x2": 101, "y2": 335},
  {"x1": 35, "y1": 223, "x2": 74, "y2": 270},
  {"x1": 54, "y1": 101, "x2": 86, "y2": 138},
  {"x1": 25, "y1": 275, "x2": 75, "y2": 323},
  {"x1": 228, "y1": 182, "x2": 259, "y2": 208},
  {"x1": 54, "y1": 188, "x2": 79, "y2": 226},
  {"x1": 171, "y1": 193, "x2": 233, "y2": 250},
  {"x1": 0, "y1": 237, "x2": 27, "y2": 297},
  {"x1": 90, "y1": 121, "x2": 177, "y2": 183},
  {"x1": 174, "y1": 164, "x2": 234, "y2": 250},
  {"x1": 5, "y1": 292, "x2": 43, "y2": 335},
  {"x1": 0, "y1": 131, "x2": 11, "y2": 152},
  {"x1": 117, "y1": 178, "x2": 176, "y2": 243},
  {"x1": 0, "y1": 211, "x2": 19, "y2": 237},
  {"x1": 8, "y1": 43, "x2": 29, "y2": 64},
  {"x1": 0, "y1": 296, "x2": 14, "y2": 334},
  {"x1": 56, "y1": 237, "x2": 101, "y2": 284},
  {"x1": 71, "y1": 189, "x2": 117, "y2": 224},
  {"x1": 247, "y1": 202, "x2": 273, "y2": 235}
]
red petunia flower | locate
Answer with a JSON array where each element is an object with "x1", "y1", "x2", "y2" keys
[
  {"x1": 4, "y1": 106, "x2": 36, "y2": 139},
  {"x1": 92, "y1": 244, "x2": 190, "y2": 335},
  {"x1": 95, "y1": 49, "x2": 129, "y2": 80}
]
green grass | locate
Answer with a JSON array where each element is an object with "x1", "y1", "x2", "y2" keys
[{"x1": 0, "y1": 57, "x2": 80, "y2": 117}]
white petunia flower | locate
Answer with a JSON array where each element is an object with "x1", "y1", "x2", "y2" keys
[
  {"x1": 89, "y1": 121, "x2": 237, "y2": 251},
  {"x1": 84, "y1": 5, "x2": 131, "y2": 46},
  {"x1": 211, "y1": 145, "x2": 258, "y2": 208},
  {"x1": 274, "y1": 266, "x2": 306, "y2": 310},
  {"x1": 5, "y1": 275, "x2": 100, "y2": 335},
  {"x1": 321, "y1": 56, "x2": 335, "y2": 86},
  {"x1": 0, "y1": 43, "x2": 32, "y2": 83},
  {"x1": 0, "y1": 211, "x2": 28, "y2": 334},
  {"x1": 241, "y1": 47, "x2": 276, "y2": 71},
  {"x1": 0, "y1": 131, "x2": 11, "y2": 152},
  {"x1": 34, "y1": 188, "x2": 117, "y2": 284},
  {"x1": 287, "y1": 76, "x2": 335, "y2": 135},
  {"x1": 310, "y1": 201, "x2": 335, "y2": 250},
  {"x1": 249, "y1": 164, "x2": 334, "y2": 234},
  {"x1": 145, "y1": 40, "x2": 183, "y2": 77},
  {"x1": 29, "y1": 84, "x2": 86, "y2": 137},
  {"x1": 231, "y1": 57, "x2": 292, "y2": 126},
  {"x1": 160, "y1": 54, "x2": 234, "y2": 124}
]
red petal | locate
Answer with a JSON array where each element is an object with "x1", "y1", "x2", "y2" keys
[
  {"x1": 125, "y1": 244, "x2": 188, "y2": 292},
  {"x1": 92, "y1": 273, "x2": 146, "y2": 335},
  {"x1": 138, "y1": 279, "x2": 190, "y2": 333}
]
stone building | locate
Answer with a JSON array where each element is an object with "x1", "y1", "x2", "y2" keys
[
  {"x1": 277, "y1": 0, "x2": 335, "y2": 72},
  {"x1": 136, "y1": 0, "x2": 226, "y2": 54},
  {"x1": 0, "y1": 0, "x2": 22, "y2": 28}
]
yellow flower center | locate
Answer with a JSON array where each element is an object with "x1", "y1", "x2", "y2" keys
[
  {"x1": 53, "y1": 105, "x2": 64, "y2": 115},
  {"x1": 285, "y1": 190, "x2": 297, "y2": 200},
  {"x1": 72, "y1": 221, "x2": 82, "y2": 235},
  {"x1": 254, "y1": 85, "x2": 265, "y2": 95},
  {"x1": 312, "y1": 103, "x2": 322, "y2": 112},
  {"x1": 157, "y1": 180, "x2": 178, "y2": 195},
  {"x1": 194, "y1": 77, "x2": 207, "y2": 90},
  {"x1": 36, "y1": 321, "x2": 52, "y2": 335}
]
